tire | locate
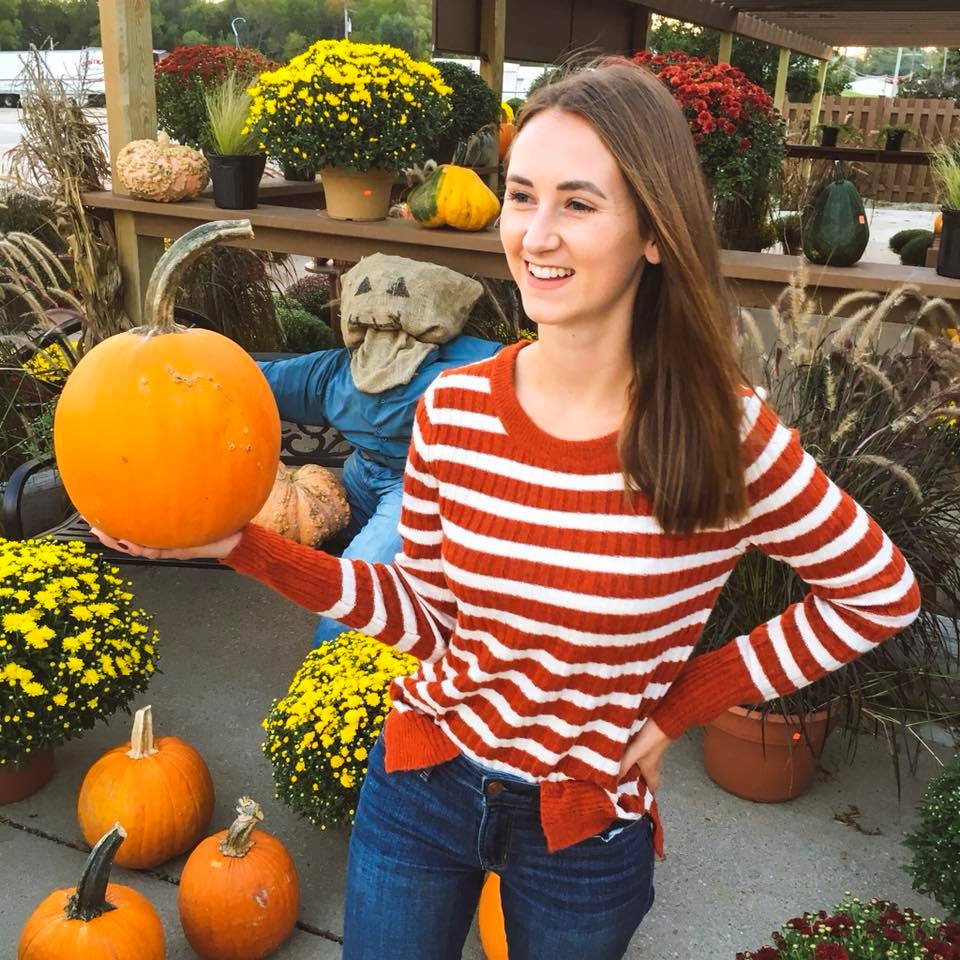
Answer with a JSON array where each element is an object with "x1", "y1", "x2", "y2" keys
[{"x1": 2, "y1": 94, "x2": 19, "y2": 108}]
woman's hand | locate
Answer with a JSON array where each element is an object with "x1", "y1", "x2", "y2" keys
[
  {"x1": 618, "y1": 718, "x2": 671, "y2": 792},
  {"x1": 88, "y1": 525, "x2": 244, "y2": 562}
]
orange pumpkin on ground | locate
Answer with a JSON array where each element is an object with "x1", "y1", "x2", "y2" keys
[
  {"x1": 178, "y1": 796, "x2": 300, "y2": 960},
  {"x1": 478, "y1": 872, "x2": 508, "y2": 959},
  {"x1": 53, "y1": 220, "x2": 281, "y2": 549},
  {"x1": 18, "y1": 824, "x2": 165, "y2": 959},
  {"x1": 251, "y1": 463, "x2": 350, "y2": 546},
  {"x1": 499, "y1": 122, "x2": 515, "y2": 160},
  {"x1": 77, "y1": 704, "x2": 214, "y2": 869}
]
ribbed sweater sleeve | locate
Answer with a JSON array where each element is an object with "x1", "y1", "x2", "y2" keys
[
  {"x1": 222, "y1": 397, "x2": 456, "y2": 662},
  {"x1": 649, "y1": 400, "x2": 921, "y2": 740}
]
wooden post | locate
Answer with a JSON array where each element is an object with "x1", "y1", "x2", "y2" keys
[
  {"x1": 479, "y1": 0, "x2": 505, "y2": 193},
  {"x1": 99, "y1": 0, "x2": 163, "y2": 326},
  {"x1": 808, "y1": 58, "x2": 830, "y2": 137},
  {"x1": 717, "y1": 31, "x2": 733, "y2": 65},
  {"x1": 773, "y1": 47, "x2": 790, "y2": 112},
  {"x1": 631, "y1": 5, "x2": 651, "y2": 54}
]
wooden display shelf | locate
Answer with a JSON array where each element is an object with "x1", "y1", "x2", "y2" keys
[{"x1": 785, "y1": 144, "x2": 931, "y2": 166}]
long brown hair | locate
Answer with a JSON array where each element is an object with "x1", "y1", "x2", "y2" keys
[{"x1": 515, "y1": 59, "x2": 748, "y2": 533}]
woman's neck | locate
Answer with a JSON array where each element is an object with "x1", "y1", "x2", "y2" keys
[{"x1": 515, "y1": 327, "x2": 634, "y2": 441}]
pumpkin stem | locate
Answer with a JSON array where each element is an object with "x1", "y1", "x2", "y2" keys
[
  {"x1": 141, "y1": 220, "x2": 255, "y2": 335},
  {"x1": 219, "y1": 796, "x2": 264, "y2": 858},
  {"x1": 126, "y1": 705, "x2": 159, "y2": 759},
  {"x1": 65, "y1": 824, "x2": 125, "y2": 921}
]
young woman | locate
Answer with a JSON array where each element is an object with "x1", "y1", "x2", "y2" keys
[{"x1": 95, "y1": 60, "x2": 920, "y2": 960}]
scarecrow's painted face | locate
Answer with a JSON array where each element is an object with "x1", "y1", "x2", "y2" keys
[{"x1": 344, "y1": 272, "x2": 411, "y2": 332}]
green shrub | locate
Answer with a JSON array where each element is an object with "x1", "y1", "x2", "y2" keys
[
  {"x1": 506, "y1": 97, "x2": 524, "y2": 115},
  {"x1": 285, "y1": 274, "x2": 332, "y2": 324},
  {"x1": 904, "y1": 752, "x2": 960, "y2": 920},
  {"x1": 428, "y1": 61, "x2": 500, "y2": 161},
  {"x1": 274, "y1": 295, "x2": 335, "y2": 353},
  {"x1": 890, "y1": 228, "x2": 930, "y2": 254},
  {"x1": 527, "y1": 67, "x2": 560, "y2": 98},
  {"x1": 900, "y1": 231, "x2": 933, "y2": 266}
]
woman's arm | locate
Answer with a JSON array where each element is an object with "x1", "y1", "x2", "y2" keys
[{"x1": 648, "y1": 399, "x2": 921, "y2": 741}]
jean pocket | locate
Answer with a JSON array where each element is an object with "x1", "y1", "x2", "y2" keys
[{"x1": 592, "y1": 817, "x2": 644, "y2": 844}]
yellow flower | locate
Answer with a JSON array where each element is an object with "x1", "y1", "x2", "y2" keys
[
  {"x1": 66, "y1": 656, "x2": 83, "y2": 673},
  {"x1": 3, "y1": 611, "x2": 38, "y2": 633},
  {"x1": 81, "y1": 668, "x2": 100, "y2": 685},
  {"x1": 52, "y1": 693, "x2": 67, "y2": 707},
  {"x1": 22, "y1": 681, "x2": 45, "y2": 696}
]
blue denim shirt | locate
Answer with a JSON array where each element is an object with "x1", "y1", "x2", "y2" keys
[{"x1": 259, "y1": 335, "x2": 503, "y2": 472}]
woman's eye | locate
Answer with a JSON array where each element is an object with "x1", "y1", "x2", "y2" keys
[
  {"x1": 568, "y1": 199, "x2": 596, "y2": 213},
  {"x1": 506, "y1": 190, "x2": 531, "y2": 204}
]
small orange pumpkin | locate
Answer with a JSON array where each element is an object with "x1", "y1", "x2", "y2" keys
[
  {"x1": 251, "y1": 463, "x2": 350, "y2": 546},
  {"x1": 53, "y1": 220, "x2": 281, "y2": 549},
  {"x1": 77, "y1": 704, "x2": 215, "y2": 869},
  {"x1": 179, "y1": 796, "x2": 300, "y2": 960},
  {"x1": 478, "y1": 872, "x2": 508, "y2": 959},
  {"x1": 18, "y1": 824, "x2": 165, "y2": 959},
  {"x1": 935, "y1": 212, "x2": 944, "y2": 234},
  {"x1": 498, "y1": 122, "x2": 515, "y2": 161}
]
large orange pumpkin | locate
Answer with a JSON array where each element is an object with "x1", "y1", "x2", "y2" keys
[
  {"x1": 478, "y1": 872, "x2": 508, "y2": 959},
  {"x1": 498, "y1": 122, "x2": 515, "y2": 161},
  {"x1": 53, "y1": 220, "x2": 281, "y2": 549},
  {"x1": 178, "y1": 796, "x2": 300, "y2": 960},
  {"x1": 18, "y1": 824, "x2": 165, "y2": 959},
  {"x1": 77, "y1": 704, "x2": 215, "y2": 869}
]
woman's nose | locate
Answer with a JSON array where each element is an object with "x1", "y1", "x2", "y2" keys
[{"x1": 522, "y1": 207, "x2": 561, "y2": 254}]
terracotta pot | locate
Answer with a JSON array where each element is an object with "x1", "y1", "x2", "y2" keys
[
  {"x1": 320, "y1": 166, "x2": 395, "y2": 221},
  {"x1": 703, "y1": 705, "x2": 831, "y2": 803},
  {"x1": 0, "y1": 748, "x2": 55, "y2": 804}
]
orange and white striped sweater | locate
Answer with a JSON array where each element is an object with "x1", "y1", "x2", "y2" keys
[{"x1": 224, "y1": 340, "x2": 920, "y2": 857}]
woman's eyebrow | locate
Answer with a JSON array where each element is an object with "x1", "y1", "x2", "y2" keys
[{"x1": 506, "y1": 174, "x2": 608, "y2": 199}]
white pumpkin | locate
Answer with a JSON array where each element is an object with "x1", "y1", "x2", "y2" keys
[
  {"x1": 116, "y1": 131, "x2": 209, "y2": 202},
  {"x1": 251, "y1": 464, "x2": 350, "y2": 547}
]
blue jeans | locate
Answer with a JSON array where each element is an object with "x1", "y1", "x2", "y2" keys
[
  {"x1": 343, "y1": 736, "x2": 656, "y2": 960},
  {"x1": 313, "y1": 451, "x2": 405, "y2": 646}
]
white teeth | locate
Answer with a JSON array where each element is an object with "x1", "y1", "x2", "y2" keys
[{"x1": 527, "y1": 263, "x2": 573, "y2": 280}]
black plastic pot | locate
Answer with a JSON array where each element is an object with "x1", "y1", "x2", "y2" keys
[
  {"x1": 884, "y1": 129, "x2": 907, "y2": 151},
  {"x1": 206, "y1": 153, "x2": 266, "y2": 210},
  {"x1": 819, "y1": 125, "x2": 840, "y2": 147},
  {"x1": 282, "y1": 164, "x2": 316, "y2": 181},
  {"x1": 937, "y1": 206, "x2": 960, "y2": 279}
]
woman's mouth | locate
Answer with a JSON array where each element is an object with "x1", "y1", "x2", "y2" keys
[{"x1": 525, "y1": 261, "x2": 575, "y2": 288}]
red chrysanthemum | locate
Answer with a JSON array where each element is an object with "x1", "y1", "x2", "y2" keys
[{"x1": 813, "y1": 944, "x2": 850, "y2": 960}]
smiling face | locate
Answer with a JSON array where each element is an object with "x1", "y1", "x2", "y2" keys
[{"x1": 500, "y1": 108, "x2": 659, "y2": 335}]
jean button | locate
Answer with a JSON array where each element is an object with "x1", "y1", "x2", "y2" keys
[{"x1": 485, "y1": 780, "x2": 505, "y2": 797}]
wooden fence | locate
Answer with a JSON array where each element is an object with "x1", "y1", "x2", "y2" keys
[{"x1": 782, "y1": 95, "x2": 960, "y2": 204}]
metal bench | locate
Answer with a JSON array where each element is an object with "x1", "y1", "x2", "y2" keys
[{"x1": 1, "y1": 420, "x2": 355, "y2": 568}]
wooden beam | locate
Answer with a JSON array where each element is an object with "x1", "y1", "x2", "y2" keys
[
  {"x1": 99, "y1": 0, "x2": 163, "y2": 326},
  {"x1": 773, "y1": 46, "x2": 790, "y2": 111},
  {"x1": 631, "y1": 4, "x2": 652, "y2": 52},
  {"x1": 479, "y1": 0, "x2": 506, "y2": 97},
  {"x1": 808, "y1": 56, "x2": 829, "y2": 136},
  {"x1": 717, "y1": 30, "x2": 733, "y2": 63}
]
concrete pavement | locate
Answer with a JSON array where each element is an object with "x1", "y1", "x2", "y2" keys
[{"x1": 0, "y1": 563, "x2": 949, "y2": 958}]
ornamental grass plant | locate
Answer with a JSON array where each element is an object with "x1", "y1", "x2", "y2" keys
[
  {"x1": 931, "y1": 144, "x2": 960, "y2": 211},
  {"x1": 245, "y1": 39, "x2": 453, "y2": 174},
  {"x1": 204, "y1": 72, "x2": 261, "y2": 157},
  {"x1": 262, "y1": 630, "x2": 416, "y2": 829},
  {"x1": 737, "y1": 895, "x2": 960, "y2": 960},
  {"x1": 0, "y1": 538, "x2": 159, "y2": 768},
  {"x1": 701, "y1": 277, "x2": 960, "y2": 779}
]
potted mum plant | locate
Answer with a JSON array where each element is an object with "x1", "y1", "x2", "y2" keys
[
  {"x1": 262, "y1": 629, "x2": 416, "y2": 829},
  {"x1": 931, "y1": 143, "x2": 960, "y2": 280},
  {"x1": 737, "y1": 893, "x2": 960, "y2": 959},
  {"x1": 698, "y1": 280, "x2": 960, "y2": 803},
  {"x1": 878, "y1": 124, "x2": 911, "y2": 152},
  {"x1": 246, "y1": 39, "x2": 453, "y2": 221},
  {"x1": 0, "y1": 537, "x2": 159, "y2": 803},
  {"x1": 204, "y1": 71, "x2": 265, "y2": 210}
]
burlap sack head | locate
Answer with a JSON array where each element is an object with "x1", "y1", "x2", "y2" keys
[{"x1": 340, "y1": 253, "x2": 483, "y2": 393}]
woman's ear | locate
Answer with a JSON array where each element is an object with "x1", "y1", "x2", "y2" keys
[{"x1": 642, "y1": 237, "x2": 661, "y2": 265}]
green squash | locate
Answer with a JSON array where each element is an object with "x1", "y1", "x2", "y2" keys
[{"x1": 802, "y1": 165, "x2": 870, "y2": 267}]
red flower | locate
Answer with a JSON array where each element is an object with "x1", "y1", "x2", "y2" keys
[
  {"x1": 750, "y1": 948, "x2": 782, "y2": 960},
  {"x1": 882, "y1": 927, "x2": 906, "y2": 942},
  {"x1": 813, "y1": 944, "x2": 850, "y2": 960},
  {"x1": 740, "y1": 137, "x2": 752, "y2": 151},
  {"x1": 922, "y1": 940, "x2": 956, "y2": 960}
]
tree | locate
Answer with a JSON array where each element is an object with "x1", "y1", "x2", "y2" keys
[
  {"x1": 376, "y1": 11, "x2": 416, "y2": 54},
  {"x1": 0, "y1": 0, "x2": 19, "y2": 49},
  {"x1": 181, "y1": 29, "x2": 209, "y2": 45},
  {"x1": 282, "y1": 30, "x2": 308, "y2": 61}
]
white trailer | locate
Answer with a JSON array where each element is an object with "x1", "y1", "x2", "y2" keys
[{"x1": 0, "y1": 47, "x2": 106, "y2": 107}]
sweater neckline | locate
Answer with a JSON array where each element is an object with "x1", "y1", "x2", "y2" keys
[{"x1": 490, "y1": 340, "x2": 622, "y2": 473}]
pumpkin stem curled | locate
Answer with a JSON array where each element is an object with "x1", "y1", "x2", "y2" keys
[
  {"x1": 142, "y1": 220, "x2": 254, "y2": 335},
  {"x1": 66, "y1": 823, "x2": 125, "y2": 921},
  {"x1": 126, "y1": 705, "x2": 159, "y2": 759},
  {"x1": 219, "y1": 796, "x2": 264, "y2": 858}
]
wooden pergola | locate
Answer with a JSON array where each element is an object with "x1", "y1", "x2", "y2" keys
[{"x1": 94, "y1": 0, "x2": 960, "y2": 326}]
